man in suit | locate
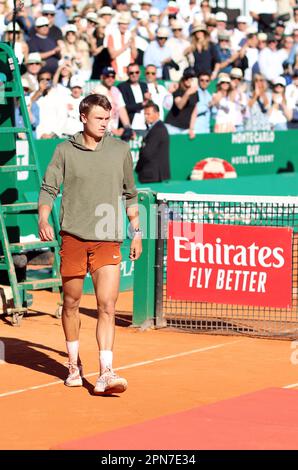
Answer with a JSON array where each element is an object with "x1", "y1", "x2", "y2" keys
[
  {"x1": 117, "y1": 63, "x2": 151, "y2": 136},
  {"x1": 136, "y1": 101, "x2": 170, "y2": 183}
]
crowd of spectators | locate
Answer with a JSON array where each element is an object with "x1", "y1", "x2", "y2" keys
[{"x1": 1, "y1": 0, "x2": 298, "y2": 138}]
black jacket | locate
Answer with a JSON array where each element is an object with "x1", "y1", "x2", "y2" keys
[
  {"x1": 117, "y1": 80, "x2": 148, "y2": 125},
  {"x1": 136, "y1": 120, "x2": 170, "y2": 183}
]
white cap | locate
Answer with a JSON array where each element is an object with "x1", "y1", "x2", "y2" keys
[
  {"x1": 273, "y1": 76, "x2": 286, "y2": 87},
  {"x1": 70, "y1": 75, "x2": 84, "y2": 89},
  {"x1": 156, "y1": 26, "x2": 170, "y2": 38},
  {"x1": 35, "y1": 16, "x2": 50, "y2": 27},
  {"x1": 42, "y1": 3, "x2": 56, "y2": 14},
  {"x1": 86, "y1": 12, "x2": 98, "y2": 24},
  {"x1": 217, "y1": 73, "x2": 231, "y2": 84},
  {"x1": 6, "y1": 22, "x2": 20, "y2": 32},
  {"x1": 131, "y1": 4, "x2": 141, "y2": 13},
  {"x1": 140, "y1": 0, "x2": 152, "y2": 4},
  {"x1": 168, "y1": 0, "x2": 179, "y2": 9},
  {"x1": 236, "y1": 15, "x2": 248, "y2": 23},
  {"x1": 246, "y1": 26, "x2": 258, "y2": 35},
  {"x1": 137, "y1": 10, "x2": 149, "y2": 21},
  {"x1": 171, "y1": 19, "x2": 184, "y2": 29},
  {"x1": 64, "y1": 24, "x2": 77, "y2": 35},
  {"x1": 26, "y1": 52, "x2": 43, "y2": 64},
  {"x1": 149, "y1": 7, "x2": 160, "y2": 16},
  {"x1": 99, "y1": 6, "x2": 113, "y2": 16},
  {"x1": 215, "y1": 12, "x2": 228, "y2": 22}
]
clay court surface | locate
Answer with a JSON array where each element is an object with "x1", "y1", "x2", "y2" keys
[{"x1": 1, "y1": 290, "x2": 298, "y2": 450}]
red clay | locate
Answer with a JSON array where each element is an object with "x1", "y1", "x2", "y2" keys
[{"x1": 0, "y1": 290, "x2": 298, "y2": 450}]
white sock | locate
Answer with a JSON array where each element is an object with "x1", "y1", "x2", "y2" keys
[
  {"x1": 66, "y1": 340, "x2": 79, "y2": 365},
  {"x1": 100, "y1": 350, "x2": 113, "y2": 373}
]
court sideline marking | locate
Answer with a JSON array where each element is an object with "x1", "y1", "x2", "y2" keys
[{"x1": 0, "y1": 339, "x2": 242, "y2": 398}]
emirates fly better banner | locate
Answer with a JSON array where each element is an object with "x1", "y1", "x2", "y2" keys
[{"x1": 167, "y1": 222, "x2": 293, "y2": 308}]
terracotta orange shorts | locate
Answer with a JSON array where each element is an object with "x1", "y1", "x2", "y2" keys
[{"x1": 59, "y1": 231, "x2": 122, "y2": 277}]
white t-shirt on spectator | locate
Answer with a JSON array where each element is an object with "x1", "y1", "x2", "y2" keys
[
  {"x1": 258, "y1": 47, "x2": 284, "y2": 82},
  {"x1": 92, "y1": 83, "x2": 126, "y2": 131},
  {"x1": 147, "y1": 82, "x2": 173, "y2": 121},
  {"x1": 131, "y1": 83, "x2": 146, "y2": 130},
  {"x1": 248, "y1": 0, "x2": 277, "y2": 14}
]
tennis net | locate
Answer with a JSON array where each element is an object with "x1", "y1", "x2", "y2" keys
[{"x1": 155, "y1": 193, "x2": 298, "y2": 339}]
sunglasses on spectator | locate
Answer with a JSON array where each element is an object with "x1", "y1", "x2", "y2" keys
[
  {"x1": 199, "y1": 78, "x2": 210, "y2": 82},
  {"x1": 129, "y1": 70, "x2": 140, "y2": 75},
  {"x1": 146, "y1": 71, "x2": 156, "y2": 75},
  {"x1": 39, "y1": 77, "x2": 51, "y2": 81},
  {"x1": 104, "y1": 74, "x2": 115, "y2": 78},
  {"x1": 231, "y1": 77, "x2": 241, "y2": 80},
  {"x1": 44, "y1": 13, "x2": 55, "y2": 16},
  {"x1": 157, "y1": 37, "x2": 167, "y2": 40},
  {"x1": 173, "y1": 29, "x2": 182, "y2": 31}
]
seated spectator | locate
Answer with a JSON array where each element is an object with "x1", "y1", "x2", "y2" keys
[
  {"x1": 136, "y1": 101, "x2": 170, "y2": 183},
  {"x1": 107, "y1": 12, "x2": 137, "y2": 81},
  {"x1": 165, "y1": 20, "x2": 191, "y2": 81},
  {"x1": 231, "y1": 16, "x2": 249, "y2": 51},
  {"x1": 246, "y1": 73, "x2": 271, "y2": 130},
  {"x1": 249, "y1": 0, "x2": 277, "y2": 33},
  {"x1": 22, "y1": 53, "x2": 45, "y2": 93},
  {"x1": 184, "y1": 22, "x2": 220, "y2": 77},
  {"x1": 4, "y1": 22, "x2": 28, "y2": 66},
  {"x1": 90, "y1": 19, "x2": 111, "y2": 79},
  {"x1": 230, "y1": 68, "x2": 248, "y2": 132},
  {"x1": 258, "y1": 33, "x2": 285, "y2": 83},
  {"x1": 60, "y1": 24, "x2": 92, "y2": 81},
  {"x1": 211, "y1": 11, "x2": 228, "y2": 44},
  {"x1": 15, "y1": 78, "x2": 39, "y2": 139},
  {"x1": 28, "y1": 16, "x2": 61, "y2": 74},
  {"x1": 242, "y1": 30, "x2": 260, "y2": 83},
  {"x1": 60, "y1": 75, "x2": 84, "y2": 138},
  {"x1": 39, "y1": 3, "x2": 63, "y2": 42},
  {"x1": 52, "y1": 57, "x2": 74, "y2": 97},
  {"x1": 31, "y1": 70, "x2": 67, "y2": 139},
  {"x1": 211, "y1": 74, "x2": 237, "y2": 133},
  {"x1": 144, "y1": 64, "x2": 174, "y2": 121},
  {"x1": 165, "y1": 67, "x2": 199, "y2": 135},
  {"x1": 286, "y1": 69, "x2": 298, "y2": 129},
  {"x1": 268, "y1": 76, "x2": 292, "y2": 130},
  {"x1": 194, "y1": 72, "x2": 212, "y2": 134},
  {"x1": 92, "y1": 66, "x2": 131, "y2": 136},
  {"x1": 143, "y1": 27, "x2": 173, "y2": 79}
]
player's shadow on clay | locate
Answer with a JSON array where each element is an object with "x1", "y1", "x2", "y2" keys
[{"x1": 0, "y1": 337, "x2": 69, "y2": 380}]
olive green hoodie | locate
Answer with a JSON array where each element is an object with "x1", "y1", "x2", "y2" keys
[{"x1": 38, "y1": 132, "x2": 138, "y2": 241}]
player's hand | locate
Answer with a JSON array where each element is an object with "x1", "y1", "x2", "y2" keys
[
  {"x1": 39, "y1": 220, "x2": 54, "y2": 241},
  {"x1": 129, "y1": 238, "x2": 142, "y2": 261}
]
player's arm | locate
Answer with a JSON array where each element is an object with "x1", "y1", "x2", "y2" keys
[{"x1": 38, "y1": 147, "x2": 65, "y2": 241}]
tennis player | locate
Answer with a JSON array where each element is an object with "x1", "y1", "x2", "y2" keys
[{"x1": 38, "y1": 94, "x2": 142, "y2": 395}]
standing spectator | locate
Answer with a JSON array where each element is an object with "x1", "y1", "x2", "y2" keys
[
  {"x1": 52, "y1": 57, "x2": 74, "y2": 98},
  {"x1": 90, "y1": 19, "x2": 111, "y2": 79},
  {"x1": 118, "y1": 62, "x2": 150, "y2": 135},
  {"x1": 194, "y1": 72, "x2": 212, "y2": 134},
  {"x1": 92, "y1": 66, "x2": 131, "y2": 136},
  {"x1": 60, "y1": 24, "x2": 91, "y2": 81},
  {"x1": 136, "y1": 101, "x2": 170, "y2": 183},
  {"x1": 28, "y1": 17, "x2": 61, "y2": 74},
  {"x1": 285, "y1": 6, "x2": 298, "y2": 35},
  {"x1": 22, "y1": 52, "x2": 45, "y2": 92},
  {"x1": 211, "y1": 11, "x2": 228, "y2": 44},
  {"x1": 144, "y1": 64, "x2": 174, "y2": 121},
  {"x1": 258, "y1": 33, "x2": 285, "y2": 83},
  {"x1": 143, "y1": 27, "x2": 173, "y2": 79},
  {"x1": 268, "y1": 76, "x2": 292, "y2": 130},
  {"x1": 166, "y1": 19, "x2": 191, "y2": 82},
  {"x1": 246, "y1": 73, "x2": 271, "y2": 131},
  {"x1": 211, "y1": 74, "x2": 237, "y2": 133},
  {"x1": 107, "y1": 12, "x2": 137, "y2": 80},
  {"x1": 185, "y1": 22, "x2": 220, "y2": 77},
  {"x1": 165, "y1": 67, "x2": 199, "y2": 135}
]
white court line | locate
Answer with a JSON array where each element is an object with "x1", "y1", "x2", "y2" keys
[
  {"x1": 0, "y1": 340, "x2": 241, "y2": 399},
  {"x1": 282, "y1": 383, "x2": 298, "y2": 389}
]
